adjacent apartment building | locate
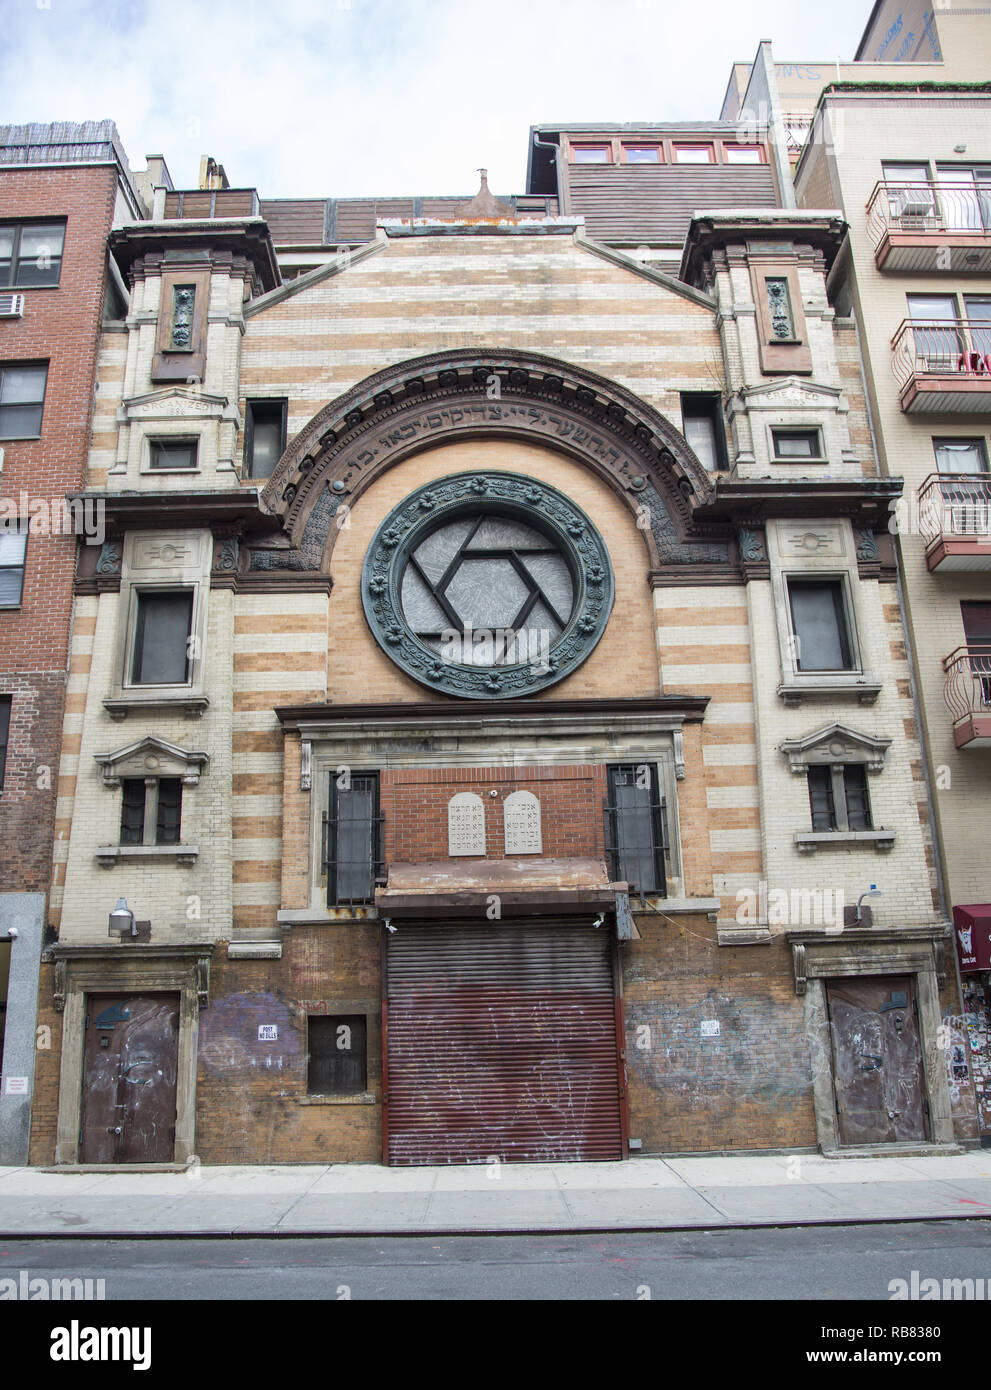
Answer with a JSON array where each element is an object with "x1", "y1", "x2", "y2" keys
[
  {"x1": 0, "y1": 122, "x2": 148, "y2": 1163},
  {"x1": 23, "y1": 105, "x2": 977, "y2": 1164}
]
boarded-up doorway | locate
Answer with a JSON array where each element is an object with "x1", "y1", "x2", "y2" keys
[
  {"x1": 80, "y1": 994, "x2": 180, "y2": 1163},
  {"x1": 827, "y1": 976, "x2": 929, "y2": 1146}
]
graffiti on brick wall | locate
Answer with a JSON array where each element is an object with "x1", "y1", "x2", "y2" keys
[{"x1": 197, "y1": 992, "x2": 301, "y2": 1075}]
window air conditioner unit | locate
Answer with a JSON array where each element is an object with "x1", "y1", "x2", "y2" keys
[
  {"x1": 899, "y1": 194, "x2": 933, "y2": 219},
  {"x1": 0, "y1": 293, "x2": 25, "y2": 318}
]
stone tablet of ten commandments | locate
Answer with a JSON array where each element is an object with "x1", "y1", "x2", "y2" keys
[
  {"x1": 503, "y1": 790, "x2": 542, "y2": 855},
  {"x1": 448, "y1": 792, "x2": 486, "y2": 856},
  {"x1": 447, "y1": 790, "x2": 544, "y2": 856}
]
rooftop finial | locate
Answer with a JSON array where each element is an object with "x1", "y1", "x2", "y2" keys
[{"x1": 457, "y1": 167, "x2": 512, "y2": 220}]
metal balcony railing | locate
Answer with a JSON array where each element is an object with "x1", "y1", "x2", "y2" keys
[
  {"x1": 944, "y1": 646, "x2": 991, "y2": 723},
  {"x1": 891, "y1": 319, "x2": 991, "y2": 391},
  {"x1": 867, "y1": 181, "x2": 991, "y2": 249},
  {"x1": 918, "y1": 472, "x2": 991, "y2": 549}
]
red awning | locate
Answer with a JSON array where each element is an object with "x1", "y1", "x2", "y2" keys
[{"x1": 953, "y1": 904, "x2": 991, "y2": 972}]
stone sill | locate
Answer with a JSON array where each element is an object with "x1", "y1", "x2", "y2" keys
[
  {"x1": 104, "y1": 693, "x2": 210, "y2": 720},
  {"x1": 277, "y1": 907, "x2": 379, "y2": 926},
  {"x1": 794, "y1": 830, "x2": 895, "y2": 853},
  {"x1": 297, "y1": 1093, "x2": 377, "y2": 1106},
  {"x1": 716, "y1": 921, "x2": 772, "y2": 947},
  {"x1": 778, "y1": 680, "x2": 881, "y2": 706},
  {"x1": 96, "y1": 844, "x2": 199, "y2": 866}
]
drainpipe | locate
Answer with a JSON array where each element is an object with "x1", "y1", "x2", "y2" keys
[{"x1": 532, "y1": 132, "x2": 568, "y2": 216}]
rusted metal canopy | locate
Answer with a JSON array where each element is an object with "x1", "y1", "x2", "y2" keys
[{"x1": 376, "y1": 857, "x2": 625, "y2": 919}]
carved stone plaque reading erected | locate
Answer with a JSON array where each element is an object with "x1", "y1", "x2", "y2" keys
[
  {"x1": 503, "y1": 790, "x2": 542, "y2": 855},
  {"x1": 448, "y1": 792, "x2": 486, "y2": 857}
]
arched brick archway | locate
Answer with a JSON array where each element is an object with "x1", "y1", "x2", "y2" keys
[{"x1": 250, "y1": 349, "x2": 730, "y2": 578}]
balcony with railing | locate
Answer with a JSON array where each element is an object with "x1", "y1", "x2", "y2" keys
[
  {"x1": 944, "y1": 646, "x2": 991, "y2": 748},
  {"x1": 918, "y1": 473, "x2": 991, "y2": 571},
  {"x1": 891, "y1": 319, "x2": 991, "y2": 413},
  {"x1": 867, "y1": 182, "x2": 991, "y2": 273}
]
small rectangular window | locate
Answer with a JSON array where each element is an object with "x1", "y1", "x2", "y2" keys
[
  {"x1": 681, "y1": 393, "x2": 726, "y2": 471},
  {"x1": 156, "y1": 778, "x2": 182, "y2": 844},
  {"x1": 0, "y1": 695, "x2": 10, "y2": 789},
  {"x1": 807, "y1": 766, "x2": 836, "y2": 831},
  {"x1": 808, "y1": 766, "x2": 872, "y2": 833},
  {"x1": 933, "y1": 437, "x2": 988, "y2": 474},
  {"x1": 120, "y1": 779, "x2": 146, "y2": 844},
  {"x1": 724, "y1": 145, "x2": 763, "y2": 164},
  {"x1": 0, "y1": 528, "x2": 27, "y2": 607},
  {"x1": 673, "y1": 144, "x2": 714, "y2": 164},
  {"x1": 605, "y1": 764, "x2": 667, "y2": 896},
  {"x1": 307, "y1": 1015, "x2": 367, "y2": 1096},
  {"x1": 0, "y1": 221, "x2": 65, "y2": 288},
  {"x1": 131, "y1": 590, "x2": 194, "y2": 685},
  {"x1": 149, "y1": 438, "x2": 198, "y2": 471},
  {"x1": 772, "y1": 428, "x2": 823, "y2": 460},
  {"x1": 121, "y1": 777, "x2": 183, "y2": 845},
  {"x1": 0, "y1": 363, "x2": 48, "y2": 439},
  {"x1": 622, "y1": 144, "x2": 661, "y2": 163},
  {"x1": 788, "y1": 578, "x2": 854, "y2": 672},
  {"x1": 245, "y1": 400, "x2": 287, "y2": 479},
  {"x1": 570, "y1": 144, "x2": 611, "y2": 163},
  {"x1": 325, "y1": 773, "x2": 382, "y2": 906}
]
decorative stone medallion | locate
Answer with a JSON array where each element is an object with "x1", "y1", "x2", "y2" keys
[{"x1": 361, "y1": 471, "x2": 615, "y2": 698}]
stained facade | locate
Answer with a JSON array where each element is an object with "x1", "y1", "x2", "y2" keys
[{"x1": 6, "y1": 20, "x2": 987, "y2": 1163}]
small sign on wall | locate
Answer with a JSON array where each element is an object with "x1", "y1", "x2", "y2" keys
[
  {"x1": 4, "y1": 1077, "x2": 29, "y2": 1095},
  {"x1": 257, "y1": 1025, "x2": 279, "y2": 1042},
  {"x1": 700, "y1": 1020, "x2": 721, "y2": 1037}
]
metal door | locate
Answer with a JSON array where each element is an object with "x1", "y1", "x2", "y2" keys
[
  {"x1": 827, "y1": 977, "x2": 928, "y2": 1146},
  {"x1": 384, "y1": 922, "x2": 625, "y2": 1165},
  {"x1": 80, "y1": 994, "x2": 180, "y2": 1163}
]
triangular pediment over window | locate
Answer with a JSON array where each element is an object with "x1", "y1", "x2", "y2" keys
[
  {"x1": 779, "y1": 724, "x2": 891, "y2": 773},
  {"x1": 94, "y1": 735, "x2": 209, "y2": 787}
]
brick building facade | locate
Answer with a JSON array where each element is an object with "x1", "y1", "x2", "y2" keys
[
  {"x1": 19, "y1": 108, "x2": 978, "y2": 1166},
  {"x1": 0, "y1": 123, "x2": 147, "y2": 1162}
]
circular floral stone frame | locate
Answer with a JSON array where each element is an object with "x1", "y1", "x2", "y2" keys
[{"x1": 361, "y1": 471, "x2": 616, "y2": 699}]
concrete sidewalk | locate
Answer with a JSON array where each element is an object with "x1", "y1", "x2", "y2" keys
[{"x1": 3, "y1": 1151, "x2": 991, "y2": 1236}]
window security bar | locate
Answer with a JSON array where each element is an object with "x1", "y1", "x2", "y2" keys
[{"x1": 602, "y1": 795, "x2": 669, "y2": 901}]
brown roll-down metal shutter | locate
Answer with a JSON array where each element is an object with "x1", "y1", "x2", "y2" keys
[{"x1": 384, "y1": 921, "x2": 624, "y2": 1165}]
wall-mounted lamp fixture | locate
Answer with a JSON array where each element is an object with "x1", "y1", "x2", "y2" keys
[{"x1": 109, "y1": 897, "x2": 136, "y2": 938}]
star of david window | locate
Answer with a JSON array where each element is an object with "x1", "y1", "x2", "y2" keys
[{"x1": 361, "y1": 471, "x2": 614, "y2": 699}]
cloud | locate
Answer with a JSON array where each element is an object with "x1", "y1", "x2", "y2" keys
[{"x1": 1, "y1": 0, "x2": 870, "y2": 198}]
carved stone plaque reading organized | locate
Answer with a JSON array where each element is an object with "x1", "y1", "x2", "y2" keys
[
  {"x1": 447, "y1": 792, "x2": 486, "y2": 857},
  {"x1": 503, "y1": 790, "x2": 542, "y2": 855}
]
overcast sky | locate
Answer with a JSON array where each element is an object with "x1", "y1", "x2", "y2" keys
[{"x1": 2, "y1": 0, "x2": 872, "y2": 198}]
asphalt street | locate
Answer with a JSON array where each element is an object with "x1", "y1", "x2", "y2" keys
[{"x1": 4, "y1": 1220, "x2": 991, "y2": 1300}]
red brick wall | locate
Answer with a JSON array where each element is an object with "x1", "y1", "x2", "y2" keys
[
  {"x1": 381, "y1": 764, "x2": 610, "y2": 863},
  {"x1": 0, "y1": 164, "x2": 117, "y2": 893}
]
